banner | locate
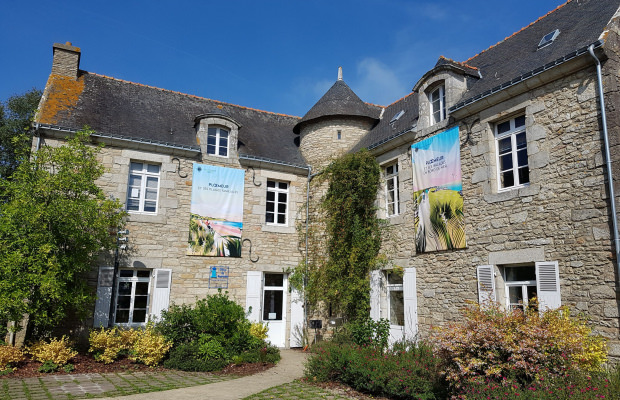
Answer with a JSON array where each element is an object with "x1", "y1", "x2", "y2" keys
[
  {"x1": 187, "y1": 164, "x2": 245, "y2": 257},
  {"x1": 411, "y1": 126, "x2": 466, "y2": 252}
]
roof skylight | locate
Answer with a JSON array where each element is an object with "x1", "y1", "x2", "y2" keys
[
  {"x1": 538, "y1": 29, "x2": 560, "y2": 49},
  {"x1": 390, "y1": 110, "x2": 405, "y2": 124}
]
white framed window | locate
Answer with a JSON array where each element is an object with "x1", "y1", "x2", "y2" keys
[
  {"x1": 503, "y1": 265, "x2": 537, "y2": 311},
  {"x1": 385, "y1": 162, "x2": 400, "y2": 216},
  {"x1": 386, "y1": 271, "x2": 404, "y2": 326},
  {"x1": 126, "y1": 162, "x2": 160, "y2": 213},
  {"x1": 207, "y1": 126, "x2": 229, "y2": 157},
  {"x1": 114, "y1": 269, "x2": 151, "y2": 326},
  {"x1": 430, "y1": 85, "x2": 446, "y2": 124},
  {"x1": 262, "y1": 273, "x2": 284, "y2": 321},
  {"x1": 495, "y1": 115, "x2": 529, "y2": 191},
  {"x1": 266, "y1": 180, "x2": 288, "y2": 225}
]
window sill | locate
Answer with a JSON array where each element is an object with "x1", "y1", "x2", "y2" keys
[
  {"x1": 127, "y1": 212, "x2": 167, "y2": 224},
  {"x1": 484, "y1": 184, "x2": 539, "y2": 204},
  {"x1": 387, "y1": 213, "x2": 406, "y2": 225},
  {"x1": 262, "y1": 224, "x2": 296, "y2": 234}
]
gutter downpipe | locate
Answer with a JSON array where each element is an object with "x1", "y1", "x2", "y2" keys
[{"x1": 588, "y1": 45, "x2": 620, "y2": 283}]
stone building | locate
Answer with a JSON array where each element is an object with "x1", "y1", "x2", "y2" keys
[{"x1": 34, "y1": 0, "x2": 620, "y2": 355}]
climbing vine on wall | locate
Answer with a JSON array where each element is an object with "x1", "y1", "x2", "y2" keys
[{"x1": 296, "y1": 150, "x2": 386, "y2": 322}]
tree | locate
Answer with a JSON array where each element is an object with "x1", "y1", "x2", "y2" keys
[
  {"x1": 0, "y1": 129, "x2": 126, "y2": 338},
  {"x1": 0, "y1": 88, "x2": 42, "y2": 179}
]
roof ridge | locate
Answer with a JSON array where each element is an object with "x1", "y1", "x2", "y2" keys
[
  {"x1": 385, "y1": 91, "x2": 416, "y2": 107},
  {"x1": 87, "y1": 72, "x2": 301, "y2": 120},
  {"x1": 463, "y1": 0, "x2": 570, "y2": 64},
  {"x1": 438, "y1": 55, "x2": 479, "y2": 71}
]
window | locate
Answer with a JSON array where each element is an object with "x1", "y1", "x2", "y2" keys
[
  {"x1": 385, "y1": 162, "x2": 400, "y2": 216},
  {"x1": 337, "y1": 130, "x2": 342, "y2": 140},
  {"x1": 504, "y1": 266, "x2": 537, "y2": 311},
  {"x1": 207, "y1": 126, "x2": 229, "y2": 157},
  {"x1": 386, "y1": 271, "x2": 404, "y2": 326},
  {"x1": 495, "y1": 115, "x2": 529, "y2": 190},
  {"x1": 266, "y1": 180, "x2": 288, "y2": 225},
  {"x1": 114, "y1": 269, "x2": 151, "y2": 326},
  {"x1": 430, "y1": 85, "x2": 446, "y2": 124},
  {"x1": 126, "y1": 162, "x2": 160, "y2": 213}
]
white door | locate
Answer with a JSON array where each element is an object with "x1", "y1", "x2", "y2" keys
[{"x1": 262, "y1": 273, "x2": 287, "y2": 347}]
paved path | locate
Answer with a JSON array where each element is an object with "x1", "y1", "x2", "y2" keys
[{"x1": 100, "y1": 349, "x2": 308, "y2": 400}]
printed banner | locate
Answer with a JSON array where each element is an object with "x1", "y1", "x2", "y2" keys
[
  {"x1": 187, "y1": 164, "x2": 245, "y2": 257},
  {"x1": 411, "y1": 126, "x2": 466, "y2": 252}
]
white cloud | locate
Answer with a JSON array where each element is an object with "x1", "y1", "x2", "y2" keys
[{"x1": 353, "y1": 58, "x2": 408, "y2": 106}]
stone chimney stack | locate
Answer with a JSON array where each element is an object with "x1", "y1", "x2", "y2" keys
[
  {"x1": 338, "y1": 66, "x2": 343, "y2": 81},
  {"x1": 51, "y1": 42, "x2": 81, "y2": 78}
]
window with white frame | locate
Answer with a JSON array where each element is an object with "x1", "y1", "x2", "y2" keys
[
  {"x1": 430, "y1": 85, "x2": 446, "y2": 124},
  {"x1": 385, "y1": 162, "x2": 400, "y2": 216},
  {"x1": 386, "y1": 271, "x2": 404, "y2": 326},
  {"x1": 495, "y1": 115, "x2": 529, "y2": 190},
  {"x1": 207, "y1": 126, "x2": 229, "y2": 157},
  {"x1": 114, "y1": 269, "x2": 151, "y2": 326},
  {"x1": 503, "y1": 265, "x2": 537, "y2": 311},
  {"x1": 266, "y1": 180, "x2": 288, "y2": 225},
  {"x1": 126, "y1": 162, "x2": 160, "y2": 213}
]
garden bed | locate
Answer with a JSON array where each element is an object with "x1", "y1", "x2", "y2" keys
[{"x1": 1, "y1": 354, "x2": 274, "y2": 379}]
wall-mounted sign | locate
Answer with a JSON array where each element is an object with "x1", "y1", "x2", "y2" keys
[
  {"x1": 208, "y1": 266, "x2": 229, "y2": 289},
  {"x1": 187, "y1": 164, "x2": 245, "y2": 257},
  {"x1": 411, "y1": 126, "x2": 466, "y2": 252}
]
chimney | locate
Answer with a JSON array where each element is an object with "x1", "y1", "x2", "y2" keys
[
  {"x1": 51, "y1": 42, "x2": 81, "y2": 79},
  {"x1": 338, "y1": 66, "x2": 343, "y2": 81}
]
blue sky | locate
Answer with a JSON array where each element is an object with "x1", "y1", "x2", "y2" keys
[{"x1": 1, "y1": 0, "x2": 565, "y2": 117}]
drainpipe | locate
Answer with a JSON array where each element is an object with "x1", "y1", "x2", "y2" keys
[{"x1": 588, "y1": 45, "x2": 620, "y2": 283}]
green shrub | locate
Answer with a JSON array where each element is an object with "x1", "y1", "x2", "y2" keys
[
  {"x1": 163, "y1": 341, "x2": 228, "y2": 372},
  {"x1": 432, "y1": 302, "x2": 607, "y2": 391},
  {"x1": 306, "y1": 340, "x2": 444, "y2": 399},
  {"x1": 348, "y1": 317, "x2": 390, "y2": 349},
  {"x1": 156, "y1": 291, "x2": 278, "y2": 371}
]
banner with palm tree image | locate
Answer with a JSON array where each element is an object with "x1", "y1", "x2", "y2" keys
[
  {"x1": 411, "y1": 126, "x2": 466, "y2": 252},
  {"x1": 187, "y1": 164, "x2": 244, "y2": 257}
]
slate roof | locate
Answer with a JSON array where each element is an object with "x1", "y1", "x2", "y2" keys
[
  {"x1": 454, "y1": 0, "x2": 619, "y2": 109},
  {"x1": 37, "y1": 72, "x2": 304, "y2": 165},
  {"x1": 293, "y1": 80, "x2": 381, "y2": 134}
]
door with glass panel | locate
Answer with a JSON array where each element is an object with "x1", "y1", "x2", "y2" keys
[
  {"x1": 386, "y1": 271, "x2": 404, "y2": 344},
  {"x1": 114, "y1": 269, "x2": 151, "y2": 326},
  {"x1": 262, "y1": 273, "x2": 287, "y2": 347}
]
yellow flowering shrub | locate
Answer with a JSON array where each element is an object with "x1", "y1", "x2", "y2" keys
[
  {"x1": 89, "y1": 328, "x2": 124, "y2": 364},
  {"x1": 28, "y1": 336, "x2": 77, "y2": 366},
  {"x1": 129, "y1": 323, "x2": 172, "y2": 366},
  {"x1": 249, "y1": 322, "x2": 269, "y2": 340},
  {"x1": 432, "y1": 301, "x2": 607, "y2": 389},
  {"x1": 119, "y1": 328, "x2": 140, "y2": 349},
  {"x1": 0, "y1": 344, "x2": 24, "y2": 368}
]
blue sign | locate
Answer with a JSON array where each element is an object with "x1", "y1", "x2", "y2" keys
[{"x1": 208, "y1": 266, "x2": 229, "y2": 289}]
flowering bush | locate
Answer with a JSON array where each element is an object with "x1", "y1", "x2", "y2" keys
[
  {"x1": 129, "y1": 323, "x2": 172, "y2": 366},
  {"x1": 0, "y1": 344, "x2": 24, "y2": 368},
  {"x1": 432, "y1": 301, "x2": 607, "y2": 390},
  {"x1": 89, "y1": 328, "x2": 124, "y2": 364},
  {"x1": 27, "y1": 336, "x2": 77, "y2": 366}
]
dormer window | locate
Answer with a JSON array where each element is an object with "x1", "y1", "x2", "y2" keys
[
  {"x1": 430, "y1": 85, "x2": 446, "y2": 124},
  {"x1": 207, "y1": 127, "x2": 229, "y2": 157}
]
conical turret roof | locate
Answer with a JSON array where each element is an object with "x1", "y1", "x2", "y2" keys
[{"x1": 293, "y1": 76, "x2": 380, "y2": 134}]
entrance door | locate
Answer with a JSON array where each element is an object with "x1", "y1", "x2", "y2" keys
[{"x1": 262, "y1": 273, "x2": 287, "y2": 347}]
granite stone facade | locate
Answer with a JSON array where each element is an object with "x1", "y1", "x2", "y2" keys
[{"x1": 32, "y1": 1, "x2": 620, "y2": 355}]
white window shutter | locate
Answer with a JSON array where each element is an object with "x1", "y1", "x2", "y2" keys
[
  {"x1": 536, "y1": 261, "x2": 561, "y2": 311},
  {"x1": 369, "y1": 270, "x2": 381, "y2": 321},
  {"x1": 403, "y1": 268, "x2": 418, "y2": 340},
  {"x1": 477, "y1": 265, "x2": 496, "y2": 305},
  {"x1": 150, "y1": 269, "x2": 172, "y2": 322},
  {"x1": 94, "y1": 266, "x2": 114, "y2": 328},
  {"x1": 289, "y1": 286, "x2": 304, "y2": 347},
  {"x1": 246, "y1": 271, "x2": 262, "y2": 322}
]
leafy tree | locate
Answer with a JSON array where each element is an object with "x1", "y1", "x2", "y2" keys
[
  {"x1": 0, "y1": 129, "x2": 126, "y2": 338},
  {"x1": 0, "y1": 88, "x2": 42, "y2": 178}
]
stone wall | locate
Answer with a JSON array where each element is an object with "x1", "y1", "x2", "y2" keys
[
  {"x1": 379, "y1": 65, "x2": 620, "y2": 356},
  {"x1": 299, "y1": 117, "x2": 374, "y2": 168},
  {"x1": 39, "y1": 135, "x2": 307, "y2": 347}
]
